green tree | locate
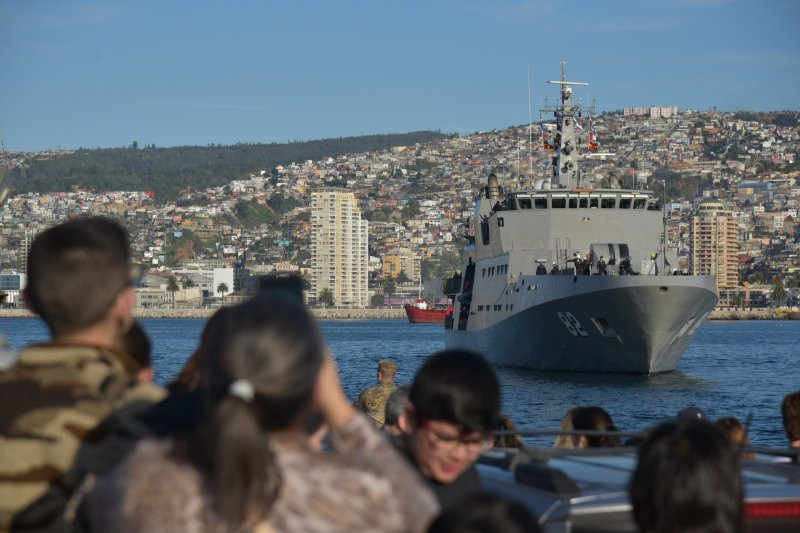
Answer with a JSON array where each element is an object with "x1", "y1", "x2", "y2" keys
[
  {"x1": 731, "y1": 293, "x2": 745, "y2": 308},
  {"x1": 750, "y1": 272, "x2": 764, "y2": 285},
  {"x1": 396, "y1": 270, "x2": 411, "y2": 284},
  {"x1": 217, "y1": 282, "x2": 229, "y2": 306},
  {"x1": 370, "y1": 293, "x2": 384, "y2": 308},
  {"x1": 181, "y1": 277, "x2": 195, "y2": 289},
  {"x1": 319, "y1": 287, "x2": 335, "y2": 308},
  {"x1": 166, "y1": 276, "x2": 180, "y2": 308},
  {"x1": 772, "y1": 276, "x2": 787, "y2": 306}
]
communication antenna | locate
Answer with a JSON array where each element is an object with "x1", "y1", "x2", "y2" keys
[
  {"x1": 0, "y1": 135, "x2": 11, "y2": 208},
  {"x1": 528, "y1": 65, "x2": 533, "y2": 178}
]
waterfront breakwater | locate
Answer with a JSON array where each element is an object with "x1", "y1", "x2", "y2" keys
[
  {"x1": 0, "y1": 308, "x2": 797, "y2": 320},
  {"x1": 0, "y1": 308, "x2": 407, "y2": 320}
]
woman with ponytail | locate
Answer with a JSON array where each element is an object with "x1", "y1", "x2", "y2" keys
[{"x1": 85, "y1": 293, "x2": 438, "y2": 532}]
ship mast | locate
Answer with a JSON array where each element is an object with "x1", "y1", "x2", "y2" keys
[{"x1": 541, "y1": 61, "x2": 593, "y2": 189}]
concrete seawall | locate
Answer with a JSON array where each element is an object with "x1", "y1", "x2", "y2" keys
[
  {"x1": 0, "y1": 308, "x2": 796, "y2": 320},
  {"x1": 0, "y1": 308, "x2": 408, "y2": 320}
]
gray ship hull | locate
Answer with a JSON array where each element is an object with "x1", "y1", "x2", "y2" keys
[{"x1": 445, "y1": 275, "x2": 717, "y2": 374}]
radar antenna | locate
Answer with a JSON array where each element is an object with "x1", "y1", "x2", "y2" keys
[{"x1": 540, "y1": 60, "x2": 594, "y2": 189}]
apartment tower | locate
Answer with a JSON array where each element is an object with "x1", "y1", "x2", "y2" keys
[
  {"x1": 691, "y1": 199, "x2": 739, "y2": 292},
  {"x1": 310, "y1": 188, "x2": 368, "y2": 308}
]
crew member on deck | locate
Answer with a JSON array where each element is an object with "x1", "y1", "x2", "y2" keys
[{"x1": 597, "y1": 256, "x2": 607, "y2": 275}]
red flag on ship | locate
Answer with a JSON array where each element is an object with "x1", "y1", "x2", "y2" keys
[
  {"x1": 588, "y1": 118, "x2": 599, "y2": 151},
  {"x1": 540, "y1": 123, "x2": 554, "y2": 150}
]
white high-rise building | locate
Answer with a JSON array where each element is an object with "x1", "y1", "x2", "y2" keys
[{"x1": 310, "y1": 188, "x2": 368, "y2": 308}]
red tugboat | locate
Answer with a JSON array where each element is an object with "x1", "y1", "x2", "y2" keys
[{"x1": 404, "y1": 299, "x2": 453, "y2": 324}]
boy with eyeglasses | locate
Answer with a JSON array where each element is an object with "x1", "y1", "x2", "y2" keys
[
  {"x1": 0, "y1": 217, "x2": 164, "y2": 530},
  {"x1": 399, "y1": 349, "x2": 501, "y2": 509}
]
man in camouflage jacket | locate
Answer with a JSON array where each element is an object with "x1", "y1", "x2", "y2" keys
[
  {"x1": 0, "y1": 218, "x2": 164, "y2": 531},
  {"x1": 354, "y1": 359, "x2": 398, "y2": 427}
]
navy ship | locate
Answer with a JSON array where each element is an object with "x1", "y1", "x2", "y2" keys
[{"x1": 443, "y1": 64, "x2": 717, "y2": 374}]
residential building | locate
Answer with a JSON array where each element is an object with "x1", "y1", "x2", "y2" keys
[
  {"x1": 381, "y1": 248, "x2": 420, "y2": 280},
  {"x1": 310, "y1": 188, "x2": 368, "y2": 308},
  {"x1": 691, "y1": 199, "x2": 739, "y2": 293}
]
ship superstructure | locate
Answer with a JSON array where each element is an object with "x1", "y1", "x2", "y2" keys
[{"x1": 443, "y1": 64, "x2": 717, "y2": 374}]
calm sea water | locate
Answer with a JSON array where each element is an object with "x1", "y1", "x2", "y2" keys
[{"x1": 2, "y1": 318, "x2": 798, "y2": 446}]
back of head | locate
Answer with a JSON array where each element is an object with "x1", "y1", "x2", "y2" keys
[
  {"x1": 554, "y1": 406, "x2": 580, "y2": 448},
  {"x1": 494, "y1": 415, "x2": 523, "y2": 449},
  {"x1": 385, "y1": 384, "x2": 411, "y2": 427},
  {"x1": 714, "y1": 417, "x2": 749, "y2": 446},
  {"x1": 184, "y1": 293, "x2": 324, "y2": 528},
  {"x1": 572, "y1": 406, "x2": 620, "y2": 447},
  {"x1": 630, "y1": 420, "x2": 743, "y2": 533},
  {"x1": 427, "y1": 492, "x2": 541, "y2": 533},
  {"x1": 201, "y1": 293, "x2": 324, "y2": 430},
  {"x1": 113, "y1": 321, "x2": 151, "y2": 373},
  {"x1": 27, "y1": 217, "x2": 131, "y2": 337},
  {"x1": 410, "y1": 350, "x2": 500, "y2": 434},
  {"x1": 782, "y1": 390, "x2": 800, "y2": 443},
  {"x1": 378, "y1": 359, "x2": 398, "y2": 381}
]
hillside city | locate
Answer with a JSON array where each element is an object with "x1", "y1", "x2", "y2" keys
[{"x1": 1, "y1": 108, "x2": 799, "y2": 310}]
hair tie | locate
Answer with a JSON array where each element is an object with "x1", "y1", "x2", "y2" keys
[{"x1": 229, "y1": 379, "x2": 255, "y2": 402}]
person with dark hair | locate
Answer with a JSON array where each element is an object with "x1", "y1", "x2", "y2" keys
[
  {"x1": 113, "y1": 321, "x2": 155, "y2": 384},
  {"x1": 0, "y1": 217, "x2": 163, "y2": 530},
  {"x1": 427, "y1": 492, "x2": 541, "y2": 533},
  {"x1": 782, "y1": 389, "x2": 800, "y2": 448},
  {"x1": 715, "y1": 417, "x2": 755, "y2": 459},
  {"x1": 493, "y1": 415, "x2": 524, "y2": 448},
  {"x1": 554, "y1": 406, "x2": 580, "y2": 448},
  {"x1": 384, "y1": 384, "x2": 412, "y2": 436},
  {"x1": 85, "y1": 294, "x2": 438, "y2": 532},
  {"x1": 571, "y1": 406, "x2": 621, "y2": 448},
  {"x1": 629, "y1": 420, "x2": 743, "y2": 533},
  {"x1": 400, "y1": 350, "x2": 501, "y2": 509},
  {"x1": 133, "y1": 308, "x2": 234, "y2": 440}
]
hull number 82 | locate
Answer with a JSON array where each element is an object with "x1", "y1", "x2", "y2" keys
[{"x1": 558, "y1": 312, "x2": 589, "y2": 337}]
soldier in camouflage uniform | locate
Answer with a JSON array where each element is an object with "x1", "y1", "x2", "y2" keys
[
  {"x1": 355, "y1": 359, "x2": 398, "y2": 427},
  {"x1": 0, "y1": 218, "x2": 164, "y2": 531}
]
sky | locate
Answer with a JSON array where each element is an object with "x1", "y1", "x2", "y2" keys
[{"x1": 1, "y1": 0, "x2": 798, "y2": 152}]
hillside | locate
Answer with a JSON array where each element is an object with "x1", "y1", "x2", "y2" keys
[{"x1": 8, "y1": 131, "x2": 450, "y2": 199}]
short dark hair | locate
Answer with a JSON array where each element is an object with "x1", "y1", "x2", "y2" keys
[
  {"x1": 26, "y1": 217, "x2": 131, "y2": 336},
  {"x1": 113, "y1": 321, "x2": 151, "y2": 373},
  {"x1": 385, "y1": 384, "x2": 411, "y2": 426},
  {"x1": 629, "y1": 420, "x2": 743, "y2": 533},
  {"x1": 427, "y1": 492, "x2": 541, "y2": 533},
  {"x1": 572, "y1": 406, "x2": 621, "y2": 447},
  {"x1": 782, "y1": 390, "x2": 800, "y2": 442},
  {"x1": 409, "y1": 350, "x2": 500, "y2": 434}
]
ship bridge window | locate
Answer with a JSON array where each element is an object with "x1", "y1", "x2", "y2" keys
[
  {"x1": 634, "y1": 198, "x2": 647, "y2": 209},
  {"x1": 619, "y1": 197, "x2": 632, "y2": 209},
  {"x1": 601, "y1": 198, "x2": 616, "y2": 209},
  {"x1": 552, "y1": 198, "x2": 566, "y2": 208},
  {"x1": 534, "y1": 197, "x2": 547, "y2": 209},
  {"x1": 579, "y1": 198, "x2": 588, "y2": 208},
  {"x1": 518, "y1": 198, "x2": 532, "y2": 209},
  {"x1": 569, "y1": 198, "x2": 578, "y2": 208},
  {"x1": 589, "y1": 198, "x2": 599, "y2": 208}
]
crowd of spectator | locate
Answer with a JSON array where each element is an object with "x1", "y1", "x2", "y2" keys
[{"x1": 1, "y1": 216, "x2": 799, "y2": 532}]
